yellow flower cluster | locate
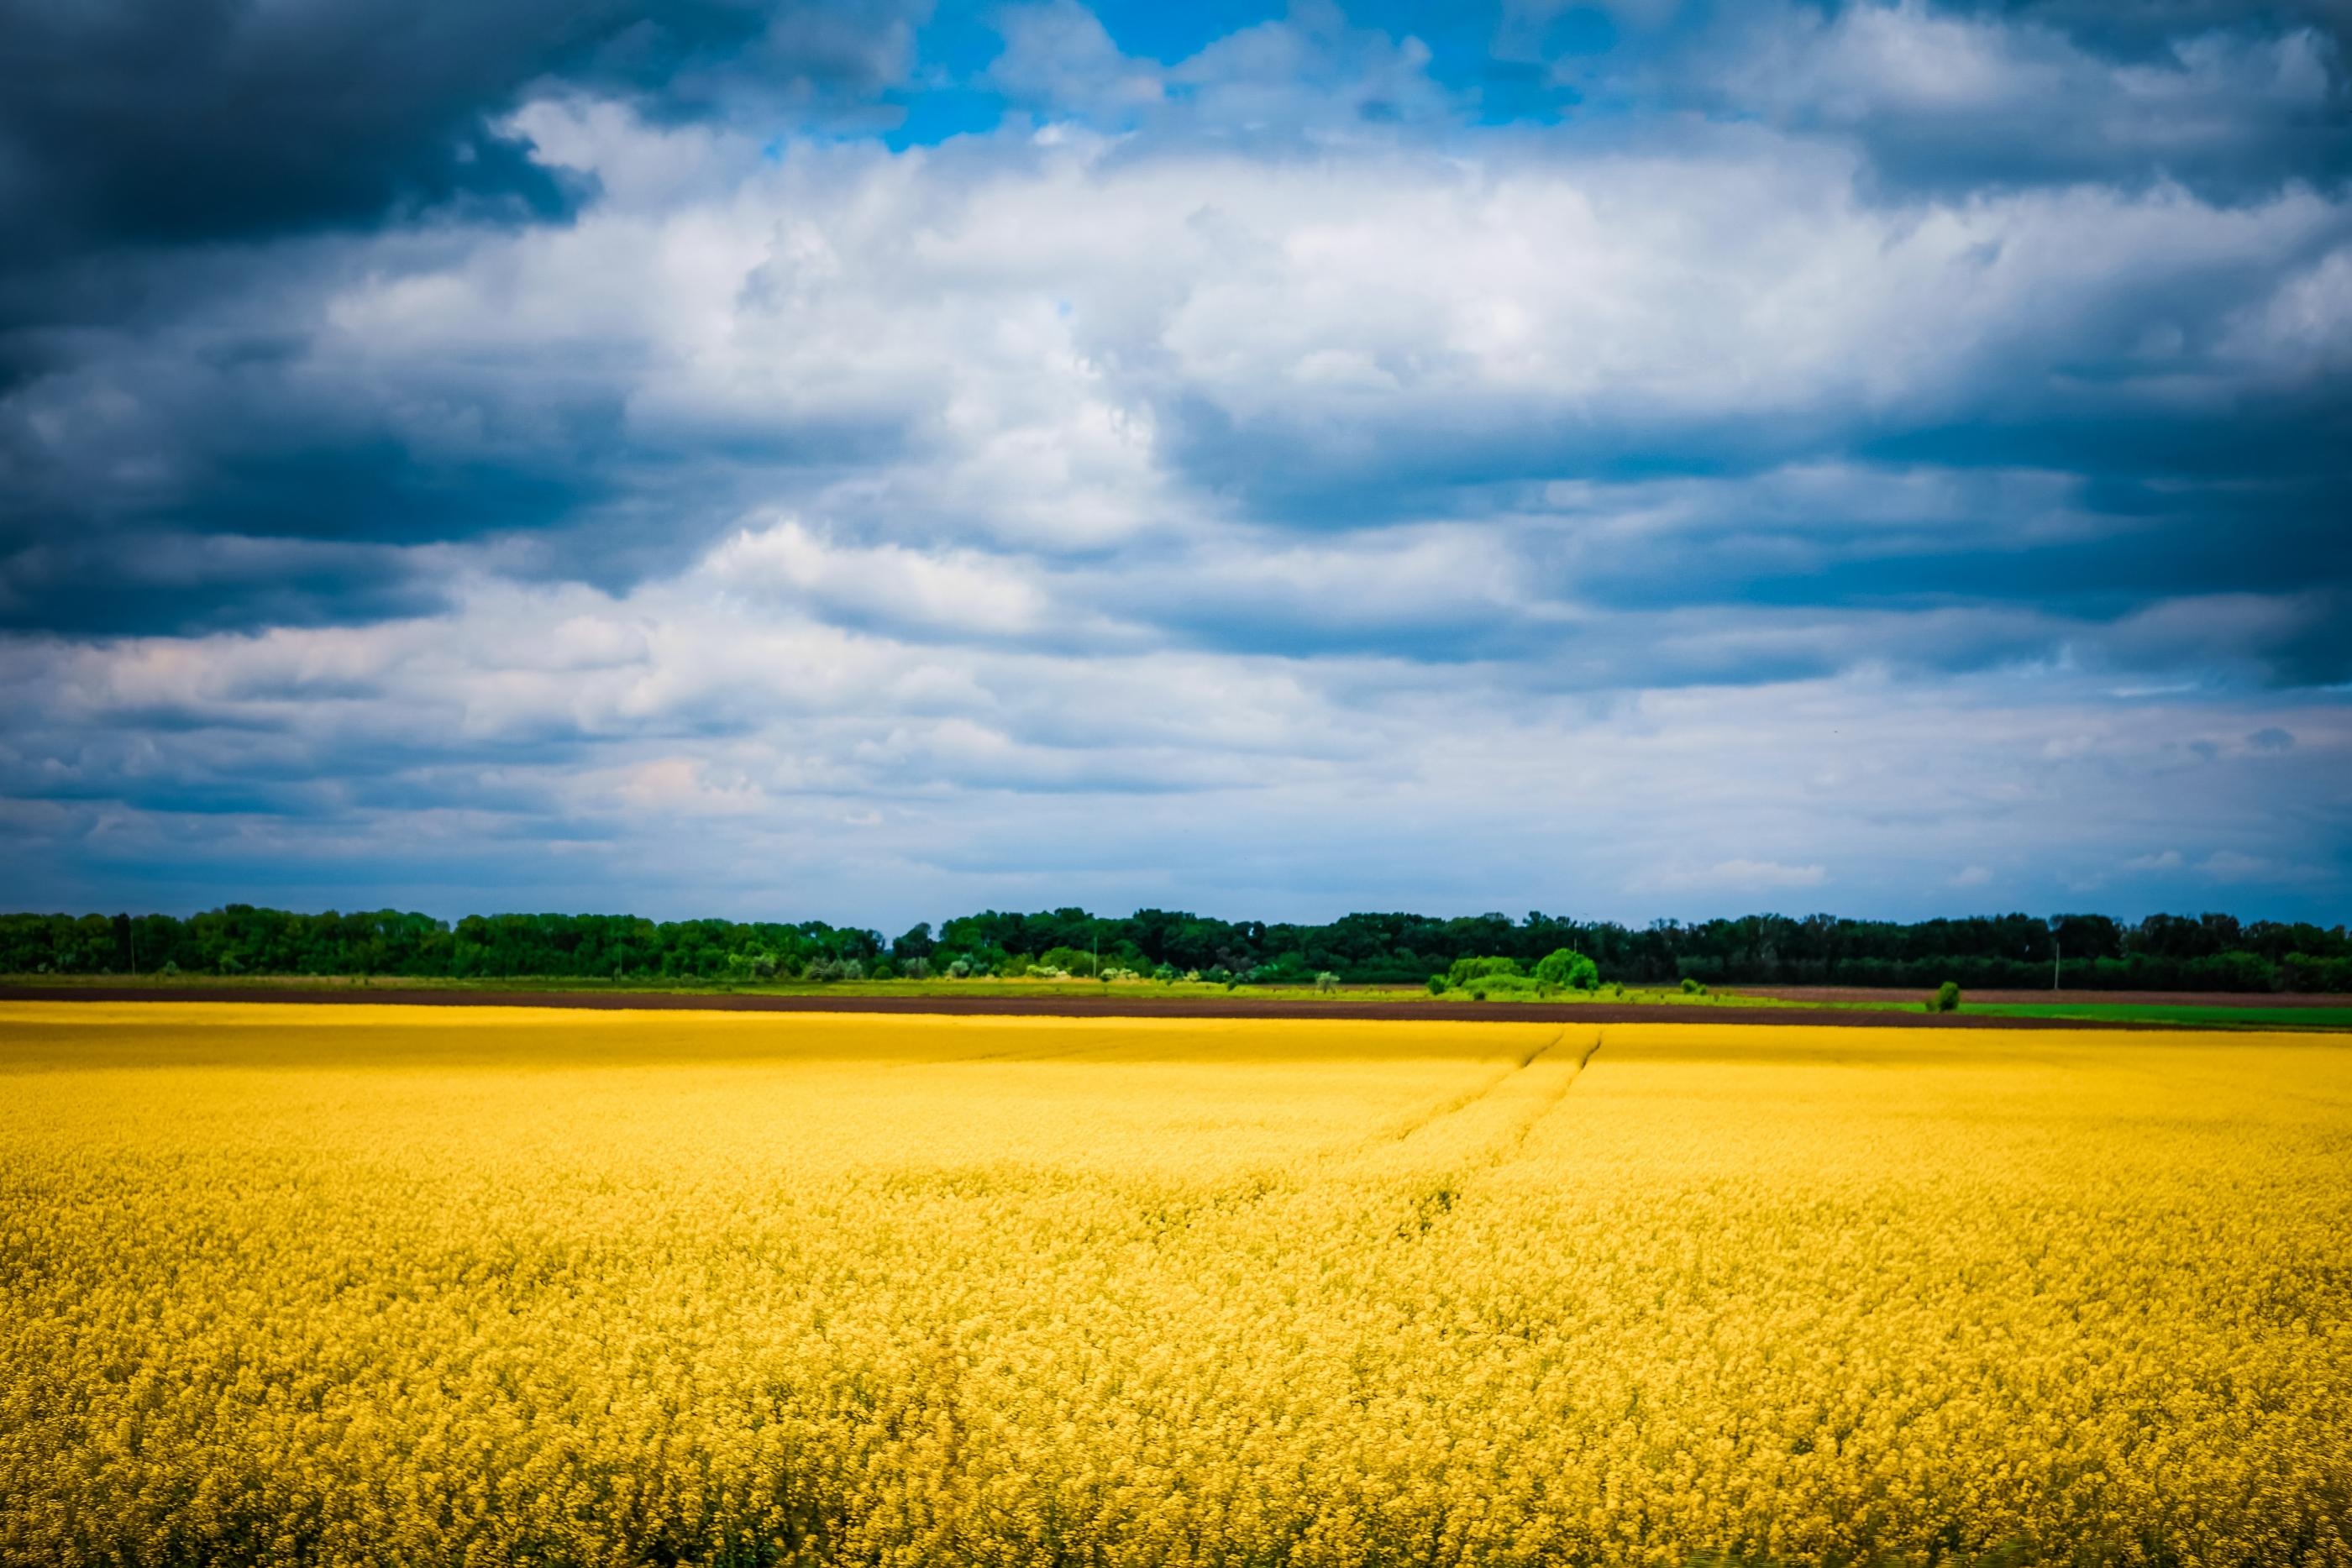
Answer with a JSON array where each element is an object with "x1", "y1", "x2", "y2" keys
[{"x1": 3, "y1": 1003, "x2": 2347, "y2": 1567}]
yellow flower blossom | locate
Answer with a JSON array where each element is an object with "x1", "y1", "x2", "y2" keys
[{"x1": 1, "y1": 1004, "x2": 2346, "y2": 1567}]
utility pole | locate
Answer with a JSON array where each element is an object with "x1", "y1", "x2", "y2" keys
[{"x1": 2053, "y1": 937, "x2": 2061, "y2": 992}]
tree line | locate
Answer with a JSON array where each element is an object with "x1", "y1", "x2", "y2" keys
[{"x1": 3, "y1": 905, "x2": 2349, "y2": 992}]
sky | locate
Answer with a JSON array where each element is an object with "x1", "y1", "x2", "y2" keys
[{"x1": 2, "y1": 0, "x2": 2348, "y2": 929}]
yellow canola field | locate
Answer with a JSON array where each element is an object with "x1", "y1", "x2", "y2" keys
[{"x1": 3, "y1": 1004, "x2": 2348, "y2": 1568}]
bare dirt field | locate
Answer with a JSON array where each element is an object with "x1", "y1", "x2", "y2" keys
[{"x1": 1740, "y1": 985, "x2": 2352, "y2": 1008}]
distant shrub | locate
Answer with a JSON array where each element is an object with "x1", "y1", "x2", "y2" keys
[
  {"x1": 1426, "y1": 974, "x2": 1449, "y2": 995},
  {"x1": 947, "y1": 959, "x2": 973, "y2": 979},
  {"x1": 1466, "y1": 973, "x2": 1551, "y2": 998},
  {"x1": 1446, "y1": 956, "x2": 1522, "y2": 989},
  {"x1": 1930, "y1": 981, "x2": 1961, "y2": 1013},
  {"x1": 1678, "y1": 977, "x2": 1707, "y2": 996},
  {"x1": 1153, "y1": 964, "x2": 1179, "y2": 983},
  {"x1": 724, "y1": 948, "x2": 781, "y2": 983},
  {"x1": 1470, "y1": 987, "x2": 1488, "y2": 1001},
  {"x1": 1534, "y1": 948, "x2": 1600, "y2": 991},
  {"x1": 1315, "y1": 972, "x2": 1340, "y2": 994},
  {"x1": 900, "y1": 957, "x2": 930, "y2": 980}
]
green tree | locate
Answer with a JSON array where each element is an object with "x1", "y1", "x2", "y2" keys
[{"x1": 1533, "y1": 948, "x2": 1599, "y2": 990}]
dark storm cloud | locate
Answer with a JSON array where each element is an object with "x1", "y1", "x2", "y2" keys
[
  {"x1": 1956, "y1": 1, "x2": 2352, "y2": 58},
  {"x1": 1671, "y1": 0, "x2": 2352, "y2": 203},
  {"x1": 0, "y1": 0, "x2": 916, "y2": 262},
  {"x1": 0, "y1": 532, "x2": 449, "y2": 637},
  {"x1": 0, "y1": 0, "x2": 927, "y2": 635},
  {"x1": 1156, "y1": 391, "x2": 1827, "y2": 528},
  {"x1": 2, "y1": 411, "x2": 606, "y2": 548},
  {"x1": 1158, "y1": 354, "x2": 2352, "y2": 564},
  {"x1": 1700, "y1": 484, "x2": 2352, "y2": 621},
  {"x1": 0, "y1": 302, "x2": 631, "y2": 623}
]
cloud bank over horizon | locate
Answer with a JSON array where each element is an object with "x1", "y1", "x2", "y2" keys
[{"x1": 3, "y1": 0, "x2": 2347, "y2": 926}]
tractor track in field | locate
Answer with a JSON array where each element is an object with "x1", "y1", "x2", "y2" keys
[
  {"x1": 0, "y1": 984, "x2": 2200, "y2": 1030},
  {"x1": 1381, "y1": 1033, "x2": 1562, "y2": 1145}
]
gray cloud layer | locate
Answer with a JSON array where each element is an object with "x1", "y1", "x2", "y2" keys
[{"x1": 2, "y1": 0, "x2": 2347, "y2": 922}]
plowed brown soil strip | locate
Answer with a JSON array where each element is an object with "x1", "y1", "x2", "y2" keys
[{"x1": 1741, "y1": 985, "x2": 2352, "y2": 1008}]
